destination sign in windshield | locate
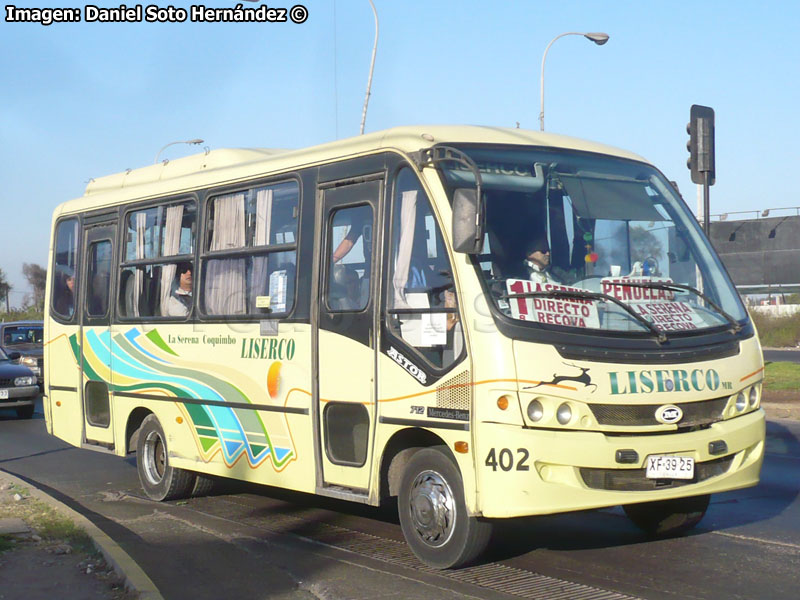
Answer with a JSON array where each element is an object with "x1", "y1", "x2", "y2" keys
[{"x1": 601, "y1": 277, "x2": 704, "y2": 331}]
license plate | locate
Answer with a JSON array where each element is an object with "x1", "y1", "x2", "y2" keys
[
  {"x1": 0, "y1": 389, "x2": 8, "y2": 400},
  {"x1": 646, "y1": 455, "x2": 695, "y2": 479}
]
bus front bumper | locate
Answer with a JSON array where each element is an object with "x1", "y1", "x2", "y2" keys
[{"x1": 476, "y1": 409, "x2": 765, "y2": 518}]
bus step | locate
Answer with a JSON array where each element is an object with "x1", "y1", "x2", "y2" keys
[{"x1": 317, "y1": 485, "x2": 370, "y2": 504}]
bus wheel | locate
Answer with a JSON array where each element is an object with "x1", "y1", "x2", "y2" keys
[
  {"x1": 398, "y1": 447, "x2": 492, "y2": 569},
  {"x1": 191, "y1": 474, "x2": 218, "y2": 497},
  {"x1": 136, "y1": 414, "x2": 196, "y2": 501},
  {"x1": 623, "y1": 494, "x2": 710, "y2": 536}
]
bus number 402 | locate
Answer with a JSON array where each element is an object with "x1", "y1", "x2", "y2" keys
[{"x1": 485, "y1": 448, "x2": 530, "y2": 472}]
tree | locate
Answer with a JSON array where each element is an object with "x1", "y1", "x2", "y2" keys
[
  {"x1": 23, "y1": 263, "x2": 47, "y2": 311},
  {"x1": 0, "y1": 268, "x2": 10, "y2": 313}
]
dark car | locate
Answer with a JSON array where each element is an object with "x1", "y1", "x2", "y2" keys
[
  {"x1": 0, "y1": 344, "x2": 38, "y2": 419},
  {"x1": 0, "y1": 321, "x2": 44, "y2": 389}
]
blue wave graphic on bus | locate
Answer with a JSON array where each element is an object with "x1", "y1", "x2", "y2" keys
[{"x1": 78, "y1": 328, "x2": 295, "y2": 469}]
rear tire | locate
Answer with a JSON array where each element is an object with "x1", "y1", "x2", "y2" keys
[
  {"x1": 398, "y1": 447, "x2": 492, "y2": 569},
  {"x1": 15, "y1": 405, "x2": 35, "y2": 419},
  {"x1": 624, "y1": 494, "x2": 710, "y2": 536},
  {"x1": 136, "y1": 414, "x2": 196, "y2": 501},
  {"x1": 191, "y1": 474, "x2": 218, "y2": 497}
]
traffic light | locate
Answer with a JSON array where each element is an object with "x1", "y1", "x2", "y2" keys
[{"x1": 686, "y1": 104, "x2": 715, "y2": 185}]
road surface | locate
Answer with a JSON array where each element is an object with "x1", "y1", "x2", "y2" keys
[{"x1": 1, "y1": 402, "x2": 798, "y2": 600}]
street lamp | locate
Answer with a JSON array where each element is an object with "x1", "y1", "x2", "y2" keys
[
  {"x1": 359, "y1": 0, "x2": 379, "y2": 135},
  {"x1": 539, "y1": 32, "x2": 609, "y2": 131},
  {"x1": 154, "y1": 139, "x2": 204, "y2": 164}
]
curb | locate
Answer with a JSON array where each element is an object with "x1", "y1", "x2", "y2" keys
[{"x1": 0, "y1": 469, "x2": 163, "y2": 600}]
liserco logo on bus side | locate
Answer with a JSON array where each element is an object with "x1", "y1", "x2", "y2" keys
[{"x1": 655, "y1": 404, "x2": 683, "y2": 424}]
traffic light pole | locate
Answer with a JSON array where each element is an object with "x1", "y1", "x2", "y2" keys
[
  {"x1": 703, "y1": 171, "x2": 710, "y2": 236},
  {"x1": 687, "y1": 104, "x2": 715, "y2": 236}
]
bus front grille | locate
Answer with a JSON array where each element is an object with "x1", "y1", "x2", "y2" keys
[
  {"x1": 579, "y1": 455, "x2": 734, "y2": 491},
  {"x1": 589, "y1": 397, "x2": 728, "y2": 427}
]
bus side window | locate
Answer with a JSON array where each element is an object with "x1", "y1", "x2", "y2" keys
[
  {"x1": 203, "y1": 181, "x2": 299, "y2": 317},
  {"x1": 120, "y1": 201, "x2": 196, "y2": 319},
  {"x1": 52, "y1": 218, "x2": 79, "y2": 321},
  {"x1": 387, "y1": 168, "x2": 463, "y2": 369},
  {"x1": 326, "y1": 205, "x2": 372, "y2": 312},
  {"x1": 86, "y1": 241, "x2": 112, "y2": 317}
]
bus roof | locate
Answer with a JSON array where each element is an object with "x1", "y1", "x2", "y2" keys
[{"x1": 55, "y1": 125, "x2": 648, "y2": 216}]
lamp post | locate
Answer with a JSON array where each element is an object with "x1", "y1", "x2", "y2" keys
[
  {"x1": 154, "y1": 138, "x2": 204, "y2": 164},
  {"x1": 539, "y1": 32, "x2": 609, "y2": 132},
  {"x1": 359, "y1": 0, "x2": 379, "y2": 135}
]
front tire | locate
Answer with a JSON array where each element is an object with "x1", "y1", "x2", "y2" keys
[
  {"x1": 136, "y1": 414, "x2": 196, "y2": 501},
  {"x1": 624, "y1": 494, "x2": 710, "y2": 536},
  {"x1": 398, "y1": 447, "x2": 492, "y2": 569}
]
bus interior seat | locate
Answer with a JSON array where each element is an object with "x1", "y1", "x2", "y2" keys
[
  {"x1": 120, "y1": 270, "x2": 136, "y2": 317},
  {"x1": 141, "y1": 271, "x2": 160, "y2": 317},
  {"x1": 330, "y1": 264, "x2": 361, "y2": 310}
]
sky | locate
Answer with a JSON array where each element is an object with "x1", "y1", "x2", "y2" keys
[{"x1": 1, "y1": 0, "x2": 799, "y2": 306}]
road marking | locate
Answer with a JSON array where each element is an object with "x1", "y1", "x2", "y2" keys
[{"x1": 711, "y1": 530, "x2": 800, "y2": 550}]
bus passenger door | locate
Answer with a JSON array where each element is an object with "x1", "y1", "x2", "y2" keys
[
  {"x1": 314, "y1": 178, "x2": 382, "y2": 496},
  {"x1": 80, "y1": 222, "x2": 116, "y2": 449}
]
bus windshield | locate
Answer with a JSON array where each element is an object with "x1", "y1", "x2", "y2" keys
[{"x1": 441, "y1": 146, "x2": 747, "y2": 337}]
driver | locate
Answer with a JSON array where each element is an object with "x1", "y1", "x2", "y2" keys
[{"x1": 524, "y1": 234, "x2": 560, "y2": 284}]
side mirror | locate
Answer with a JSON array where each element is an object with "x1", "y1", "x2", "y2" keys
[
  {"x1": 7, "y1": 351, "x2": 21, "y2": 361},
  {"x1": 452, "y1": 188, "x2": 484, "y2": 254}
]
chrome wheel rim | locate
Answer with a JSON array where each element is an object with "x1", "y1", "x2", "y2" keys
[
  {"x1": 143, "y1": 429, "x2": 166, "y2": 485},
  {"x1": 408, "y1": 469, "x2": 456, "y2": 548}
]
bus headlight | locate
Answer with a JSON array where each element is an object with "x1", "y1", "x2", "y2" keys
[
  {"x1": 735, "y1": 391, "x2": 747, "y2": 412},
  {"x1": 556, "y1": 403, "x2": 572, "y2": 425},
  {"x1": 749, "y1": 386, "x2": 759, "y2": 407},
  {"x1": 527, "y1": 399, "x2": 544, "y2": 422}
]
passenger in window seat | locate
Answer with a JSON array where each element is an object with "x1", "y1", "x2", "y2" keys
[{"x1": 166, "y1": 262, "x2": 193, "y2": 317}]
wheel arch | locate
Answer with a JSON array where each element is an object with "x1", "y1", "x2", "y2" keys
[
  {"x1": 125, "y1": 407, "x2": 153, "y2": 454},
  {"x1": 379, "y1": 427, "x2": 456, "y2": 501}
]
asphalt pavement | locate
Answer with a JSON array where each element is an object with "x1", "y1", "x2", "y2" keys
[
  {"x1": 0, "y1": 401, "x2": 516, "y2": 600},
  {"x1": 764, "y1": 348, "x2": 800, "y2": 363},
  {"x1": 2, "y1": 393, "x2": 799, "y2": 600}
]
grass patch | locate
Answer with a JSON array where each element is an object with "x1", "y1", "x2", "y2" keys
[
  {"x1": 751, "y1": 311, "x2": 800, "y2": 347},
  {"x1": 0, "y1": 486, "x2": 96, "y2": 555},
  {"x1": 35, "y1": 510, "x2": 95, "y2": 552},
  {"x1": 764, "y1": 361, "x2": 800, "y2": 391},
  {"x1": 0, "y1": 536, "x2": 16, "y2": 552}
]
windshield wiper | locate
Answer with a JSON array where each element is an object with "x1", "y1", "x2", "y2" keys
[
  {"x1": 617, "y1": 281, "x2": 742, "y2": 334},
  {"x1": 502, "y1": 289, "x2": 668, "y2": 344}
]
